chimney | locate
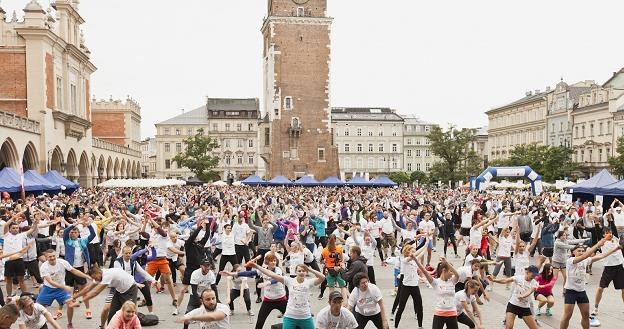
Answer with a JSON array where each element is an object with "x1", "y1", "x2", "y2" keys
[
  {"x1": 525, "y1": 91, "x2": 533, "y2": 97},
  {"x1": 535, "y1": 89, "x2": 540, "y2": 94}
]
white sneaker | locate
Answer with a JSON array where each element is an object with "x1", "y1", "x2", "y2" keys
[
  {"x1": 248, "y1": 310, "x2": 255, "y2": 316},
  {"x1": 172, "y1": 308, "x2": 178, "y2": 315}
]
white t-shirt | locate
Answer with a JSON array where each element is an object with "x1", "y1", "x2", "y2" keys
[
  {"x1": 602, "y1": 238, "x2": 623, "y2": 267},
  {"x1": 565, "y1": 257, "x2": 591, "y2": 292},
  {"x1": 166, "y1": 239, "x2": 185, "y2": 261},
  {"x1": 315, "y1": 306, "x2": 358, "y2": 329},
  {"x1": 100, "y1": 268, "x2": 135, "y2": 293},
  {"x1": 509, "y1": 276, "x2": 538, "y2": 308},
  {"x1": 185, "y1": 303, "x2": 230, "y2": 329},
  {"x1": 612, "y1": 211, "x2": 624, "y2": 227},
  {"x1": 220, "y1": 233, "x2": 236, "y2": 255},
  {"x1": 454, "y1": 290, "x2": 476, "y2": 314},
  {"x1": 40, "y1": 258, "x2": 73, "y2": 288},
  {"x1": 4, "y1": 232, "x2": 27, "y2": 254},
  {"x1": 366, "y1": 221, "x2": 382, "y2": 238},
  {"x1": 497, "y1": 235, "x2": 513, "y2": 257},
  {"x1": 419, "y1": 220, "x2": 435, "y2": 236},
  {"x1": 190, "y1": 269, "x2": 216, "y2": 296},
  {"x1": 261, "y1": 267, "x2": 286, "y2": 300},
  {"x1": 461, "y1": 210, "x2": 474, "y2": 228},
  {"x1": 17, "y1": 303, "x2": 47, "y2": 329},
  {"x1": 432, "y1": 277, "x2": 458, "y2": 315},
  {"x1": 400, "y1": 258, "x2": 419, "y2": 286},
  {"x1": 348, "y1": 283, "x2": 383, "y2": 316},
  {"x1": 150, "y1": 231, "x2": 169, "y2": 257},
  {"x1": 513, "y1": 250, "x2": 530, "y2": 276},
  {"x1": 469, "y1": 227, "x2": 482, "y2": 247},
  {"x1": 283, "y1": 276, "x2": 316, "y2": 319},
  {"x1": 497, "y1": 212, "x2": 511, "y2": 229},
  {"x1": 456, "y1": 266, "x2": 478, "y2": 283},
  {"x1": 232, "y1": 222, "x2": 250, "y2": 245},
  {"x1": 379, "y1": 218, "x2": 394, "y2": 235},
  {"x1": 463, "y1": 253, "x2": 482, "y2": 266}
]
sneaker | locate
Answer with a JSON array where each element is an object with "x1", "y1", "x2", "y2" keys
[
  {"x1": 390, "y1": 313, "x2": 394, "y2": 321},
  {"x1": 248, "y1": 310, "x2": 255, "y2": 316},
  {"x1": 277, "y1": 313, "x2": 283, "y2": 319},
  {"x1": 589, "y1": 317, "x2": 600, "y2": 327},
  {"x1": 591, "y1": 308, "x2": 599, "y2": 317},
  {"x1": 172, "y1": 308, "x2": 178, "y2": 316},
  {"x1": 535, "y1": 307, "x2": 542, "y2": 316},
  {"x1": 391, "y1": 289, "x2": 397, "y2": 296},
  {"x1": 255, "y1": 297, "x2": 262, "y2": 303},
  {"x1": 501, "y1": 319, "x2": 506, "y2": 325},
  {"x1": 487, "y1": 285, "x2": 493, "y2": 292},
  {"x1": 67, "y1": 324, "x2": 75, "y2": 329},
  {"x1": 546, "y1": 308, "x2": 553, "y2": 316},
  {"x1": 536, "y1": 319, "x2": 542, "y2": 327},
  {"x1": 53, "y1": 310, "x2": 63, "y2": 320},
  {"x1": 85, "y1": 310, "x2": 92, "y2": 319},
  {"x1": 317, "y1": 294, "x2": 324, "y2": 300}
]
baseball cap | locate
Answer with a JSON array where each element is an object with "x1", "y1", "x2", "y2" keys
[
  {"x1": 200, "y1": 258, "x2": 212, "y2": 266},
  {"x1": 526, "y1": 265, "x2": 539, "y2": 276},
  {"x1": 329, "y1": 291, "x2": 343, "y2": 301}
]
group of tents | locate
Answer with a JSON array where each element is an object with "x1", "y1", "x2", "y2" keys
[
  {"x1": 0, "y1": 167, "x2": 79, "y2": 196},
  {"x1": 240, "y1": 175, "x2": 398, "y2": 187},
  {"x1": 566, "y1": 169, "x2": 624, "y2": 204}
]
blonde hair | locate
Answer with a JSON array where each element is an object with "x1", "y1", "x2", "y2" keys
[{"x1": 121, "y1": 301, "x2": 137, "y2": 313}]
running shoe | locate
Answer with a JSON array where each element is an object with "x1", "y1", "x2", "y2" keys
[
  {"x1": 172, "y1": 308, "x2": 178, "y2": 316},
  {"x1": 535, "y1": 307, "x2": 542, "y2": 316},
  {"x1": 85, "y1": 310, "x2": 92, "y2": 319},
  {"x1": 248, "y1": 310, "x2": 255, "y2": 316},
  {"x1": 546, "y1": 308, "x2": 553, "y2": 316}
]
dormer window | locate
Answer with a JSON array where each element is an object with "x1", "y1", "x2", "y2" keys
[{"x1": 297, "y1": 7, "x2": 305, "y2": 17}]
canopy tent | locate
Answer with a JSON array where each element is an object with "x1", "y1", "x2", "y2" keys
[
  {"x1": 320, "y1": 176, "x2": 344, "y2": 187},
  {"x1": 23, "y1": 170, "x2": 60, "y2": 191},
  {"x1": 370, "y1": 176, "x2": 398, "y2": 187},
  {"x1": 210, "y1": 181, "x2": 227, "y2": 186},
  {"x1": 267, "y1": 175, "x2": 293, "y2": 186},
  {"x1": 346, "y1": 176, "x2": 371, "y2": 186},
  {"x1": 98, "y1": 178, "x2": 186, "y2": 188},
  {"x1": 294, "y1": 176, "x2": 320, "y2": 186},
  {"x1": 241, "y1": 175, "x2": 266, "y2": 186},
  {"x1": 567, "y1": 169, "x2": 617, "y2": 194},
  {"x1": 43, "y1": 170, "x2": 79, "y2": 190},
  {"x1": 185, "y1": 176, "x2": 204, "y2": 186},
  {"x1": 594, "y1": 179, "x2": 624, "y2": 196},
  {"x1": 0, "y1": 167, "x2": 23, "y2": 193}
]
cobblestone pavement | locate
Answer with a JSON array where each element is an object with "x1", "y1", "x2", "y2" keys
[{"x1": 17, "y1": 246, "x2": 624, "y2": 329}]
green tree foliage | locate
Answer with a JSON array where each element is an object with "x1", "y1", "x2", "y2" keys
[
  {"x1": 428, "y1": 126, "x2": 478, "y2": 183},
  {"x1": 410, "y1": 170, "x2": 429, "y2": 184},
  {"x1": 172, "y1": 128, "x2": 220, "y2": 182},
  {"x1": 389, "y1": 172, "x2": 411, "y2": 185},
  {"x1": 493, "y1": 144, "x2": 577, "y2": 182},
  {"x1": 608, "y1": 136, "x2": 624, "y2": 177}
]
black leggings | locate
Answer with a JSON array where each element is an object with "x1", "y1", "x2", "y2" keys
[
  {"x1": 138, "y1": 282, "x2": 153, "y2": 307},
  {"x1": 216, "y1": 255, "x2": 238, "y2": 284},
  {"x1": 375, "y1": 237, "x2": 384, "y2": 260},
  {"x1": 367, "y1": 266, "x2": 376, "y2": 285},
  {"x1": 443, "y1": 233, "x2": 458, "y2": 256},
  {"x1": 391, "y1": 276, "x2": 404, "y2": 314},
  {"x1": 255, "y1": 299, "x2": 287, "y2": 329},
  {"x1": 25, "y1": 260, "x2": 43, "y2": 284},
  {"x1": 457, "y1": 312, "x2": 475, "y2": 328},
  {"x1": 394, "y1": 285, "x2": 423, "y2": 328},
  {"x1": 354, "y1": 311, "x2": 383, "y2": 329},
  {"x1": 432, "y1": 315, "x2": 459, "y2": 329},
  {"x1": 168, "y1": 258, "x2": 179, "y2": 283},
  {"x1": 235, "y1": 245, "x2": 251, "y2": 268},
  {"x1": 229, "y1": 288, "x2": 251, "y2": 311}
]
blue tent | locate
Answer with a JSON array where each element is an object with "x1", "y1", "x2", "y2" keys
[
  {"x1": 370, "y1": 176, "x2": 398, "y2": 187},
  {"x1": 43, "y1": 170, "x2": 79, "y2": 189},
  {"x1": 320, "y1": 176, "x2": 344, "y2": 186},
  {"x1": 594, "y1": 179, "x2": 624, "y2": 195},
  {"x1": 0, "y1": 167, "x2": 23, "y2": 193},
  {"x1": 346, "y1": 176, "x2": 371, "y2": 186},
  {"x1": 267, "y1": 175, "x2": 293, "y2": 186},
  {"x1": 241, "y1": 175, "x2": 266, "y2": 186},
  {"x1": 567, "y1": 169, "x2": 617, "y2": 194},
  {"x1": 23, "y1": 170, "x2": 60, "y2": 191},
  {"x1": 294, "y1": 176, "x2": 319, "y2": 186}
]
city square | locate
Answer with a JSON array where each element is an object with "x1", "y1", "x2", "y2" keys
[{"x1": 1, "y1": 1, "x2": 624, "y2": 329}]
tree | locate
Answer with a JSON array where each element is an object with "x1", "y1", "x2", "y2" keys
[
  {"x1": 609, "y1": 136, "x2": 624, "y2": 177},
  {"x1": 495, "y1": 144, "x2": 577, "y2": 182},
  {"x1": 428, "y1": 126, "x2": 477, "y2": 183},
  {"x1": 172, "y1": 128, "x2": 220, "y2": 182},
  {"x1": 389, "y1": 172, "x2": 411, "y2": 185},
  {"x1": 410, "y1": 170, "x2": 429, "y2": 184}
]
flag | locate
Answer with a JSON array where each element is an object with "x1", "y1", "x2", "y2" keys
[{"x1": 20, "y1": 167, "x2": 25, "y2": 200}]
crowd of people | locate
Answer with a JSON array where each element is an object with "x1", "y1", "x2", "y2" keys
[{"x1": 0, "y1": 184, "x2": 621, "y2": 329}]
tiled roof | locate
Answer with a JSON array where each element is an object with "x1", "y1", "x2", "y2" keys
[{"x1": 156, "y1": 105, "x2": 207, "y2": 125}]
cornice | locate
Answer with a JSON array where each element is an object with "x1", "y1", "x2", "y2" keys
[{"x1": 261, "y1": 16, "x2": 332, "y2": 32}]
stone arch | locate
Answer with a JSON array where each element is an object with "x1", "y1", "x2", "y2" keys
[
  {"x1": 90, "y1": 154, "x2": 96, "y2": 176},
  {"x1": 79, "y1": 151, "x2": 89, "y2": 187},
  {"x1": 22, "y1": 142, "x2": 38, "y2": 171},
  {"x1": 98, "y1": 155, "x2": 106, "y2": 183},
  {"x1": 106, "y1": 156, "x2": 113, "y2": 179},
  {"x1": 50, "y1": 146, "x2": 64, "y2": 173},
  {"x1": 0, "y1": 138, "x2": 20, "y2": 170},
  {"x1": 126, "y1": 159, "x2": 131, "y2": 178},
  {"x1": 66, "y1": 149, "x2": 78, "y2": 181},
  {"x1": 120, "y1": 159, "x2": 127, "y2": 179},
  {"x1": 113, "y1": 158, "x2": 120, "y2": 178}
]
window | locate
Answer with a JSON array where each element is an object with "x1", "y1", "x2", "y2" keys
[
  {"x1": 164, "y1": 128, "x2": 170, "y2": 135},
  {"x1": 164, "y1": 143, "x2": 170, "y2": 152},
  {"x1": 426, "y1": 150, "x2": 430, "y2": 157},
  {"x1": 378, "y1": 158, "x2": 384, "y2": 169},
  {"x1": 175, "y1": 143, "x2": 181, "y2": 153},
  {"x1": 607, "y1": 121, "x2": 611, "y2": 133},
  {"x1": 589, "y1": 150, "x2": 593, "y2": 161},
  {"x1": 392, "y1": 158, "x2": 398, "y2": 169},
  {"x1": 407, "y1": 138, "x2": 412, "y2": 145},
  {"x1": 225, "y1": 139, "x2": 230, "y2": 148},
  {"x1": 582, "y1": 125, "x2": 585, "y2": 137},
  {"x1": 392, "y1": 144, "x2": 398, "y2": 152},
  {"x1": 187, "y1": 128, "x2": 193, "y2": 135},
  {"x1": 175, "y1": 129, "x2": 181, "y2": 135},
  {"x1": 590, "y1": 124, "x2": 594, "y2": 136},
  {"x1": 378, "y1": 128, "x2": 384, "y2": 137},
  {"x1": 284, "y1": 96, "x2": 293, "y2": 109},
  {"x1": 248, "y1": 155, "x2": 254, "y2": 165},
  {"x1": 212, "y1": 123, "x2": 218, "y2": 131},
  {"x1": 407, "y1": 163, "x2": 412, "y2": 171},
  {"x1": 224, "y1": 155, "x2": 230, "y2": 165},
  {"x1": 297, "y1": 7, "x2": 304, "y2": 17},
  {"x1": 575, "y1": 126, "x2": 578, "y2": 138},
  {"x1": 236, "y1": 123, "x2": 242, "y2": 131},
  {"x1": 599, "y1": 122, "x2": 604, "y2": 135},
  {"x1": 344, "y1": 144, "x2": 350, "y2": 152},
  {"x1": 225, "y1": 124, "x2": 231, "y2": 131},
  {"x1": 424, "y1": 126, "x2": 430, "y2": 132},
  {"x1": 357, "y1": 158, "x2": 363, "y2": 169},
  {"x1": 425, "y1": 138, "x2": 430, "y2": 145},
  {"x1": 368, "y1": 158, "x2": 374, "y2": 169},
  {"x1": 237, "y1": 155, "x2": 243, "y2": 165},
  {"x1": 599, "y1": 148, "x2": 603, "y2": 161},
  {"x1": 56, "y1": 77, "x2": 62, "y2": 110},
  {"x1": 392, "y1": 127, "x2": 397, "y2": 137},
  {"x1": 357, "y1": 128, "x2": 362, "y2": 136},
  {"x1": 426, "y1": 163, "x2": 431, "y2": 171},
  {"x1": 368, "y1": 129, "x2": 373, "y2": 137},
  {"x1": 248, "y1": 123, "x2": 254, "y2": 131},
  {"x1": 416, "y1": 150, "x2": 421, "y2": 157},
  {"x1": 368, "y1": 144, "x2": 373, "y2": 152},
  {"x1": 236, "y1": 139, "x2": 243, "y2": 148},
  {"x1": 264, "y1": 128, "x2": 270, "y2": 146},
  {"x1": 318, "y1": 148, "x2": 325, "y2": 161},
  {"x1": 357, "y1": 144, "x2": 362, "y2": 152},
  {"x1": 70, "y1": 84, "x2": 77, "y2": 114},
  {"x1": 416, "y1": 138, "x2": 421, "y2": 145},
  {"x1": 378, "y1": 143, "x2": 384, "y2": 152},
  {"x1": 344, "y1": 128, "x2": 350, "y2": 136},
  {"x1": 165, "y1": 159, "x2": 171, "y2": 169},
  {"x1": 344, "y1": 158, "x2": 351, "y2": 168},
  {"x1": 407, "y1": 150, "x2": 412, "y2": 157},
  {"x1": 559, "y1": 122, "x2": 563, "y2": 132},
  {"x1": 248, "y1": 139, "x2": 254, "y2": 148}
]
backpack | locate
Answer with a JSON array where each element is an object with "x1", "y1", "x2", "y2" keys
[
  {"x1": 137, "y1": 312, "x2": 159, "y2": 326},
  {"x1": 273, "y1": 223, "x2": 286, "y2": 241}
]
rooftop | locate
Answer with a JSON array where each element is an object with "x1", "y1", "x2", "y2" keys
[{"x1": 331, "y1": 107, "x2": 403, "y2": 121}]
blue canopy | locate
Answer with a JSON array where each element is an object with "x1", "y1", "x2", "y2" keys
[
  {"x1": 241, "y1": 175, "x2": 266, "y2": 186},
  {"x1": 43, "y1": 170, "x2": 79, "y2": 189},
  {"x1": 23, "y1": 170, "x2": 60, "y2": 191},
  {"x1": 320, "y1": 176, "x2": 344, "y2": 187},
  {"x1": 567, "y1": 169, "x2": 617, "y2": 194},
  {"x1": 346, "y1": 176, "x2": 371, "y2": 186},
  {"x1": 594, "y1": 179, "x2": 624, "y2": 195},
  {"x1": 267, "y1": 175, "x2": 293, "y2": 186},
  {"x1": 370, "y1": 176, "x2": 398, "y2": 187},
  {"x1": 294, "y1": 176, "x2": 320, "y2": 186},
  {"x1": 0, "y1": 167, "x2": 23, "y2": 193}
]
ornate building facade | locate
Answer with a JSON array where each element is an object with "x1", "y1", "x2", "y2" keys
[{"x1": 402, "y1": 115, "x2": 438, "y2": 174}]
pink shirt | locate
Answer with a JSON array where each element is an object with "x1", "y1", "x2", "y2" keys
[
  {"x1": 106, "y1": 310, "x2": 142, "y2": 329},
  {"x1": 535, "y1": 275, "x2": 556, "y2": 296}
]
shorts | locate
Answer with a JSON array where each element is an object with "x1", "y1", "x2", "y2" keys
[
  {"x1": 564, "y1": 289, "x2": 589, "y2": 305},
  {"x1": 541, "y1": 247, "x2": 554, "y2": 258},
  {"x1": 459, "y1": 228, "x2": 470, "y2": 236},
  {"x1": 381, "y1": 233, "x2": 396, "y2": 248},
  {"x1": 105, "y1": 287, "x2": 115, "y2": 304},
  {"x1": 534, "y1": 291, "x2": 553, "y2": 299},
  {"x1": 4, "y1": 259, "x2": 25, "y2": 277},
  {"x1": 506, "y1": 303, "x2": 532, "y2": 318},
  {"x1": 36, "y1": 285, "x2": 72, "y2": 306},
  {"x1": 65, "y1": 267, "x2": 86, "y2": 286},
  {"x1": 146, "y1": 258, "x2": 170, "y2": 275},
  {"x1": 599, "y1": 265, "x2": 624, "y2": 289},
  {"x1": 325, "y1": 271, "x2": 346, "y2": 288},
  {"x1": 551, "y1": 261, "x2": 566, "y2": 269},
  {"x1": 519, "y1": 232, "x2": 531, "y2": 242}
]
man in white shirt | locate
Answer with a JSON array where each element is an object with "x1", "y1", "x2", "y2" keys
[
  {"x1": 232, "y1": 216, "x2": 252, "y2": 267},
  {"x1": 316, "y1": 291, "x2": 358, "y2": 329},
  {"x1": 176, "y1": 289, "x2": 229, "y2": 329},
  {"x1": 592, "y1": 228, "x2": 624, "y2": 316},
  {"x1": 379, "y1": 212, "x2": 396, "y2": 258},
  {"x1": 3, "y1": 215, "x2": 38, "y2": 296}
]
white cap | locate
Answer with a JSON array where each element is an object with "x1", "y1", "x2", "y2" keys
[{"x1": 616, "y1": 207, "x2": 622, "y2": 211}]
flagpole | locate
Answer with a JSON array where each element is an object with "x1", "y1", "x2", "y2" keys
[{"x1": 20, "y1": 167, "x2": 25, "y2": 201}]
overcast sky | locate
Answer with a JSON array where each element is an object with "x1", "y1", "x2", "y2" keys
[{"x1": 4, "y1": 0, "x2": 624, "y2": 138}]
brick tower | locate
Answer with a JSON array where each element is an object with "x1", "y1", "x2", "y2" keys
[{"x1": 260, "y1": 0, "x2": 339, "y2": 180}]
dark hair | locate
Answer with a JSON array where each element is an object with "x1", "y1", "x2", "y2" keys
[
  {"x1": 603, "y1": 227, "x2": 612, "y2": 235},
  {"x1": 540, "y1": 263, "x2": 553, "y2": 281},
  {"x1": 353, "y1": 272, "x2": 369, "y2": 287},
  {"x1": 350, "y1": 245, "x2": 361, "y2": 256}
]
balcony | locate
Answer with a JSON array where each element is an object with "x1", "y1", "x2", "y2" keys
[
  {"x1": 288, "y1": 123, "x2": 302, "y2": 138},
  {"x1": 0, "y1": 110, "x2": 40, "y2": 134},
  {"x1": 93, "y1": 138, "x2": 141, "y2": 158}
]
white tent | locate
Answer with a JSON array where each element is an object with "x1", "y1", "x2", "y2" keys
[
  {"x1": 211, "y1": 181, "x2": 227, "y2": 186},
  {"x1": 98, "y1": 178, "x2": 186, "y2": 188}
]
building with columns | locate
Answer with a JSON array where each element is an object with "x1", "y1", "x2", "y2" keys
[
  {"x1": 0, "y1": 0, "x2": 140, "y2": 188},
  {"x1": 402, "y1": 115, "x2": 438, "y2": 173},
  {"x1": 607, "y1": 69, "x2": 624, "y2": 156},
  {"x1": 154, "y1": 98, "x2": 260, "y2": 180},
  {"x1": 546, "y1": 80, "x2": 594, "y2": 148}
]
